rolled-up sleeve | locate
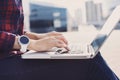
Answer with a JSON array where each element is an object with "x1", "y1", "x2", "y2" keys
[
  {"x1": 0, "y1": 31, "x2": 16, "y2": 53},
  {"x1": 0, "y1": 0, "x2": 24, "y2": 58}
]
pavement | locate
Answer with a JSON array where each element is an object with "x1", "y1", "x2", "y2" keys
[{"x1": 63, "y1": 26, "x2": 120, "y2": 78}]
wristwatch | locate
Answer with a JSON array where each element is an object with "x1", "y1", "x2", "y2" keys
[{"x1": 18, "y1": 35, "x2": 30, "y2": 53}]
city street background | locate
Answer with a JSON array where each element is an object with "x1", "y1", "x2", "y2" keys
[{"x1": 22, "y1": 0, "x2": 120, "y2": 78}]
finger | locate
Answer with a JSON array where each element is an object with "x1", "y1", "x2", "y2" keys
[
  {"x1": 57, "y1": 43, "x2": 70, "y2": 51},
  {"x1": 64, "y1": 46, "x2": 70, "y2": 51},
  {"x1": 55, "y1": 36, "x2": 68, "y2": 45},
  {"x1": 56, "y1": 40, "x2": 67, "y2": 48}
]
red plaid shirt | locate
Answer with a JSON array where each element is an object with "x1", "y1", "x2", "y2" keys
[{"x1": 0, "y1": 0, "x2": 24, "y2": 58}]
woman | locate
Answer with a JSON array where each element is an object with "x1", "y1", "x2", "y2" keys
[{"x1": 0, "y1": 0, "x2": 119, "y2": 80}]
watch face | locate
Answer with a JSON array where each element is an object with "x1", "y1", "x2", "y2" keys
[{"x1": 20, "y1": 36, "x2": 29, "y2": 44}]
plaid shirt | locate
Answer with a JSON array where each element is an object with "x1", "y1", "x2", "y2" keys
[{"x1": 0, "y1": 0, "x2": 24, "y2": 58}]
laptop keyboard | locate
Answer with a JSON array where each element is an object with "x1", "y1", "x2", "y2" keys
[
  {"x1": 69, "y1": 44, "x2": 87, "y2": 54},
  {"x1": 53, "y1": 44, "x2": 90, "y2": 54}
]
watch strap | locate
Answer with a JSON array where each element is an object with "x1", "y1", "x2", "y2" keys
[{"x1": 20, "y1": 44, "x2": 28, "y2": 53}]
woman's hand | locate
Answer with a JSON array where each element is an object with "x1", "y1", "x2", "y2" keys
[
  {"x1": 41, "y1": 31, "x2": 63, "y2": 37},
  {"x1": 40, "y1": 31, "x2": 68, "y2": 45},
  {"x1": 25, "y1": 31, "x2": 68, "y2": 45},
  {"x1": 28, "y1": 36, "x2": 68, "y2": 52}
]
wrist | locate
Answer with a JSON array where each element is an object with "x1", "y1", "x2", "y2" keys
[
  {"x1": 27, "y1": 39, "x2": 46, "y2": 51},
  {"x1": 36, "y1": 34, "x2": 46, "y2": 39},
  {"x1": 13, "y1": 36, "x2": 21, "y2": 49},
  {"x1": 27, "y1": 39, "x2": 36, "y2": 51},
  {"x1": 24, "y1": 31, "x2": 38, "y2": 40}
]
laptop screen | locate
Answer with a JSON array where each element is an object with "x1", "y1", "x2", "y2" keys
[
  {"x1": 90, "y1": 34, "x2": 107, "y2": 52},
  {"x1": 90, "y1": 5, "x2": 120, "y2": 53}
]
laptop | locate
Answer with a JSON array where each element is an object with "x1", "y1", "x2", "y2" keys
[{"x1": 21, "y1": 5, "x2": 120, "y2": 59}]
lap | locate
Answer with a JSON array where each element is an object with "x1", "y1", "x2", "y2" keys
[{"x1": 0, "y1": 52, "x2": 119, "y2": 80}]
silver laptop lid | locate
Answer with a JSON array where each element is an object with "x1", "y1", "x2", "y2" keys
[{"x1": 90, "y1": 5, "x2": 120, "y2": 53}]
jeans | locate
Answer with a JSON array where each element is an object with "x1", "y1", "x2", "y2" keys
[{"x1": 0, "y1": 52, "x2": 119, "y2": 80}]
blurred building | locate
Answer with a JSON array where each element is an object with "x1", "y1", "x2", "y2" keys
[
  {"x1": 85, "y1": 1, "x2": 103, "y2": 28},
  {"x1": 75, "y1": 8, "x2": 82, "y2": 25},
  {"x1": 67, "y1": 12, "x2": 78, "y2": 31},
  {"x1": 29, "y1": 2, "x2": 67, "y2": 33}
]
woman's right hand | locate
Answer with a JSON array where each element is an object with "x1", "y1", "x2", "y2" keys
[{"x1": 28, "y1": 36, "x2": 68, "y2": 52}]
